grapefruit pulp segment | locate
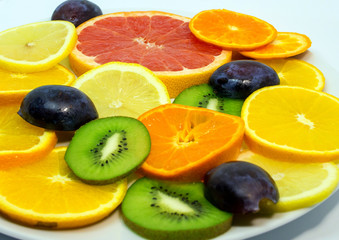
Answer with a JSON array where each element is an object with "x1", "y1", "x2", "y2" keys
[{"x1": 69, "y1": 11, "x2": 232, "y2": 97}]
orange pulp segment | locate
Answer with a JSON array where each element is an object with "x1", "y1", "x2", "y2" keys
[
  {"x1": 138, "y1": 104, "x2": 244, "y2": 181},
  {"x1": 189, "y1": 9, "x2": 277, "y2": 51},
  {"x1": 240, "y1": 32, "x2": 312, "y2": 59},
  {"x1": 0, "y1": 147, "x2": 127, "y2": 229},
  {"x1": 69, "y1": 11, "x2": 232, "y2": 98}
]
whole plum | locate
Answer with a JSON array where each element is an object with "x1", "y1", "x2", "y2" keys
[
  {"x1": 51, "y1": 0, "x2": 102, "y2": 27},
  {"x1": 18, "y1": 85, "x2": 98, "y2": 131},
  {"x1": 204, "y1": 161, "x2": 279, "y2": 214},
  {"x1": 209, "y1": 60, "x2": 280, "y2": 99}
]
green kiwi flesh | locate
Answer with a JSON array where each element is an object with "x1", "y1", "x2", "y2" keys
[
  {"x1": 173, "y1": 84, "x2": 244, "y2": 116},
  {"x1": 65, "y1": 116, "x2": 151, "y2": 184},
  {"x1": 121, "y1": 177, "x2": 233, "y2": 240}
]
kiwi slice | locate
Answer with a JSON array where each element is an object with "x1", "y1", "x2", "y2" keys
[
  {"x1": 173, "y1": 84, "x2": 244, "y2": 116},
  {"x1": 121, "y1": 177, "x2": 233, "y2": 240},
  {"x1": 65, "y1": 116, "x2": 151, "y2": 184}
]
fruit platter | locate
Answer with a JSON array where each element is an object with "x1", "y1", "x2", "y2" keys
[{"x1": 0, "y1": 0, "x2": 339, "y2": 240}]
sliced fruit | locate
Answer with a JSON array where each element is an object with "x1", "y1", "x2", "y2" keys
[
  {"x1": 257, "y1": 59, "x2": 325, "y2": 91},
  {"x1": 239, "y1": 32, "x2": 312, "y2": 59},
  {"x1": 0, "y1": 64, "x2": 75, "y2": 102},
  {"x1": 209, "y1": 60, "x2": 279, "y2": 99},
  {"x1": 204, "y1": 161, "x2": 279, "y2": 214},
  {"x1": 65, "y1": 116, "x2": 151, "y2": 184},
  {"x1": 0, "y1": 21, "x2": 77, "y2": 73},
  {"x1": 138, "y1": 104, "x2": 244, "y2": 181},
  {"x1": 189, "y1": 9, "x2": 277, "y2": 51},
  {"x1": 238, "y1": 150, "x2": 339, "y2": 211},
  {"x1": 71, "y1": 61, "x2": 170, "y2": 118},
  {"x1": 0, "y1": 147, "x2": 127, "y2": 229},
  {"x1": 0, "y1": 100, "x2": 57, "y2": 169},
  {"x1": 51, "y1": 0, "x2": 103, "y2": 27},
  {"x1": 121, "y1": 177, "x2": 232, "y2": 240},
  {"x1": 69, "y1": 11, "x2": 232, "y2": 98},
  {"x1": 241, "y1": 85, "x2": 339, "y2": 162},
  {"x1": 18, "y1": 85, "x2": 98, "y2": 131},
  {"x1": 173, "y1": 84, "x2": 244, "y2": 116}
]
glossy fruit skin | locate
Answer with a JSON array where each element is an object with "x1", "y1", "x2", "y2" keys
[
  {"x1": 209, "y1": 60, "x2": 279, "y2": 99},
  {"x1": 51, "y1": 0, "x2": 103, "y2": 27},
  {"x1": 18, "y1": 85, "x2": 98, "y2": 131},
  {"x1": 204, "y1": 161, "x2": 279, "y2": 214}
]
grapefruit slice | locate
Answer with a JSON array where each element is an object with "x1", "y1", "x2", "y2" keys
[{"x1": 69, "y1": 11, "x2": 232, "y2": 97}]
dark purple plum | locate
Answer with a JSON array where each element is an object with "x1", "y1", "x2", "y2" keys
[
  {"x1": 18, "y1": 85, "x2": 98, "y2": 131},
  {"x1": 204, "y1": 161, "x2": 279, "y2": 214},
  {"x1": 209, "y1": 60, "x2": 279, "y2": 99},
  {"x1": 51, "y1": 0, "x2": 102, "y2": 27}
]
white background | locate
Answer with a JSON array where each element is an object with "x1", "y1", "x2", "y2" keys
[{"x1": 0, "y1": 0, "x2": 338, "y2": 239}]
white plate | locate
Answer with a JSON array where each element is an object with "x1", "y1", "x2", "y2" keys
[{"x1": 0, "y1": 0, "x2": 338, "y2": 240}]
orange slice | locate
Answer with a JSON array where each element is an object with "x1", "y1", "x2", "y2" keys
[
  {"x1": 257, "y1": 59, "x2": 325, "y2": 91},
  {"x1": 0, "y1": 147, "x2": 127, "y2": 229},
  {"x1": 239, "y1": 32, "x2": 312, "y2": 59},
  {"x1": 69, "y1": 11, "x2": 232, "y2": 98},
  {"x1": 241, "y1": 85, "x2": 339, "y2": 162},
  {"x1": 189, "y1": 9, "x2": 277, "y2": 51},
  {"x1": 138, "y1": 104, "x2": 244, "y2": 181},
  {"x1": 0, "y1": 100, "x2": 57, "y2": 169},
  {"x1": 0, "y1": 64, "x2": 75, "y2": 102}
]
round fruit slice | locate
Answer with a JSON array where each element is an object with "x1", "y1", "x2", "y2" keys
[
  {"x1": 189, "y1": 9, "x2": 277, "y2": 51},
  {"x1": 238, "y1": 150, "x2": 339, "y2": 212},
  {"x1": 0, "y1": 147, "x2": 127, "y2": 229},
  {"x1": 138, "y1": 104, "x2": 244, "y2": 181},
  {"x1": 239, "y1": 32, "x2": 312, "y2": 59},
  {"x1": 0, "y1": 100, "x2": 57, "y2": 169},
  {"x1": 0, "y1": 21, "x2": 77, "y2": 73},
  {"x1": 69, "y1": 11, "x2": 232, "y2": 98},
  {"x1": 72, "y1": 61, "x2": 170, "y2": 118},
  {"x1": 121, "y1": 177, "x2": 232, "y2": 240},
  {"x1": 65, "y1": 116, "x2": 151, "y2": 184},
  {"x1": 0, "y1": 64, "x2": 75, "y2": 102},
  {"x1": 241, "y1": 85, "x2": 339, "y2": 162},
  {"x1": 257, "y1": 59, "x2": 325, "y2": 91},
  {"x1": 173, "y1": 83, "x2": 244, "y2": 116}
]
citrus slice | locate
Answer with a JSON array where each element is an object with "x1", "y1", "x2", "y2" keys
[
  {"x1": 72, "y1": 62, "x2": 170, "y2": 118},
  {"x1": 239, "y1": 32, "x2": 312, "y2": 59},
  {"x1": 138, "y1": 104, "x2": 244, "y2": 181},
  {"x1": 0, "y1": 147, "x2": 127, "y2": 229},
  {"x1": 0, "y1": 21, "x2": 77, "y2": 73},
  {"x1": 189, "y1": 9, "x2": 277, "y2": 51},
  {"x1": 241, "y1": 85, "x2": 339, "y2": 162},
  {"x1": 238, "y1": 150, "x2": 339, "y2": 212},
  {"x1": 257, "y1": 59, "x2": 325, "y2": 91},
  {"x1": 0, "y1": 100, "x2": 57, "y2": 169},
  {"x1": 69, "y1": 11, "x2": 232, "y2": 98},
  {"x1": 0, "y1": 64, "x2": 75, "y2": 102}
]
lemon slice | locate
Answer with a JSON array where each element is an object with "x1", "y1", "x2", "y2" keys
[
  {"x1": 0, "y1": 147, "x2": 127, "y2": 229},
  {"x1": 0, "y1": 21, "x2": 77, "y2": 73},
  {"x1": 72, "y1": 62, "x2": 171, "y2": 118},
  {"x1": 257, "y1": 59, "x2": 325, "y2": 91},
  {"x1": 241, "y1": 85, "x2": 339, "y2": 162},
  {"x1": 238, "y1": 150, "x2": 339, "y2": 212}
]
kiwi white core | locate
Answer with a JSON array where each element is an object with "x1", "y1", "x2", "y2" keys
[
  {"x1": 158, "y1": 191, "x2": 195, "y2": 214},
  {"x1": 100, "y1": 133, "x2": 121, "y2": 160},
  {"x1": 206, "y1": 98, "x2": 219, "y2": 111}
]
